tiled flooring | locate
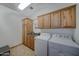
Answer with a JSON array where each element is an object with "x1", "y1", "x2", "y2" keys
[{"x1": 10, "y1": 45, "x2": 35, "y2": 56}]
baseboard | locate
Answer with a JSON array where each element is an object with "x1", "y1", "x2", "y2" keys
[{"x1": 10, "y1": 43, "x2": 22, "y2": 49}]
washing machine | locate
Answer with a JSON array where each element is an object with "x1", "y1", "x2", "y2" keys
[{"x1": 35, "y1": 33, "x2": 51, "y2": 56}]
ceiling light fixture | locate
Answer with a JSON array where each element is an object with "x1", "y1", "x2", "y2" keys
[{"x1": 18, "y1": 1, "x2": 31, "y2": 10}]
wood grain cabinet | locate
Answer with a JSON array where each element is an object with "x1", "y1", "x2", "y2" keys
[
  {"x1": 61, "y1": 6, "x2": 76, "y2": 28},
  {"x1": 43, "y1": 14, "x2": 51, "y2": 28},
  {"x1": 38, "y1": 16, "x2": 44, "y2": 28},
  {"x1": 38, "y1": 5, "x2": 76, "y2": 29},
  {"x1": 69, "y1": 6, "x2": 76, "y2": 28},
  {"x1": 51, "y1": 11, "x2": 61, "y2": 28}
]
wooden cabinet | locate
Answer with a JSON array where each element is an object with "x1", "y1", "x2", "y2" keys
[
  {"x1": 38, "y1": 14, "x2": 51, "y2": 28},
  {"x1": 38, "y1": 5, "x2": 76, "y2": 29},
  {"x1": 61, "y1": 6, "x2": 76, "y2": 28},
  {"x1": 70, "y1": 6, "x2": 76, "y2": 27},
  {"x1": 38, "y1": 16, "x2": 44, "y2": 28},
  {"x1": 43, "y1": 14, "x2": 51, "y2": 28},
  {"x1": 51, "y1": 11, "x2": 61, "y2": 28}
]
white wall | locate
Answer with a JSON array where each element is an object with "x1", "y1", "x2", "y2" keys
[
  {"x1": 0, "y1": 5, "x2": 22, "y2": 47},
  {"x1": 74, "y1": 4, "x2": 79, "y2": 44},
  {"x1": 31, "y1": 3, "x2": 75, "y2": 19}
]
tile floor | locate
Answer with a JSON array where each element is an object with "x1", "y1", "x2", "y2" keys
[{"x1": 10, "y1": 45, "x2": 35, "y2": 56}]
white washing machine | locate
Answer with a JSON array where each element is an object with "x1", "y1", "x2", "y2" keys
[{"x1": 35, "y1": 33, "x2": 51, "y2": 56}]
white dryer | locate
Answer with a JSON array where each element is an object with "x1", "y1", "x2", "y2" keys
[
  {"x1": 48, "y1": 34, "x2": 79, "y2": 56},
  {"x1": 35, "y1": 33, "x2": 51, "y2": 56}
]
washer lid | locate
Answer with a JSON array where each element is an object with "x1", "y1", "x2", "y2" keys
[
  {"x1": 49, "y1": 37, "x2": 79, "y2": 48},
  {"x1": 35, "y1": 33, "x2": 51, "y2": 40}
]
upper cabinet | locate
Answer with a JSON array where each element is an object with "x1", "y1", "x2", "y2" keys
[
  {"x1": 37, "y1": 5, "x2": 76, "y2": 29},
  {"x1": 71, "y1": 6, "x2": 76, "y2": 27},
  {"x1": 61, "y1": 5, "x2": 76, "y2": 28},
  {"x1": 38, "y1": 16, "x2": 44, "y2": 28},
  {"x1": 51, "y1": 11, "x2": 61, "y2": 28},
  {"x1": 43, "y1": 14, "x2": 51, "y2": 28}
]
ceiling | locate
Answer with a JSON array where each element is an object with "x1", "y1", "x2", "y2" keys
[
  {"x1": 0, "y1": 3, "x2": 19, "y2": 11},
  {"x1": 0, "y1": 3, "x2": 75, "y2": 19}
]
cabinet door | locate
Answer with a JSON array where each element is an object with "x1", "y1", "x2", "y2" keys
[
  {"x1": 61, "y1": 6, "x2": 76, "y2": 28},
  {"x1": 51, "y1": 11, "x2": 61, "y2": 28},
  {"x1": 43, "y1": 14, "x2": 51, "y2": 28},
  {"x1": 70, "y1": 6, "x2": 76, "y2": 28},
  {"x1": 38, "y1": 16, "x2": 44, "y2": 28}
]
